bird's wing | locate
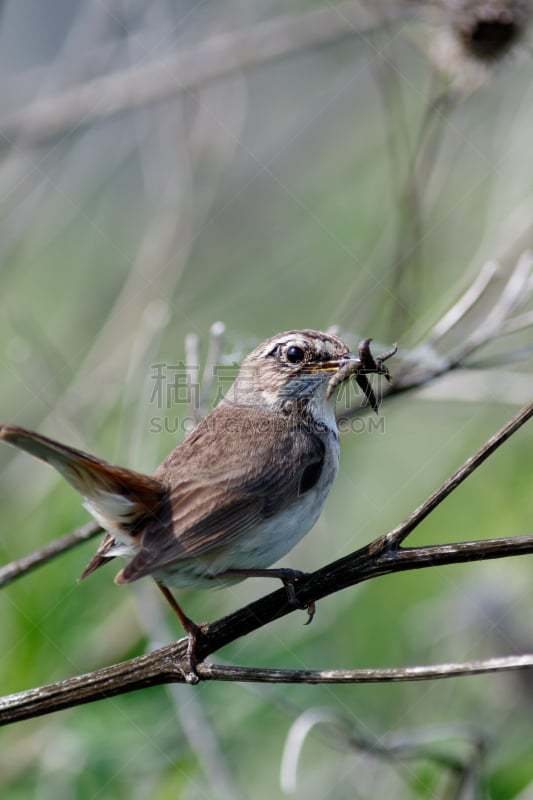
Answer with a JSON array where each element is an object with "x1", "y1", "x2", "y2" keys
[{"x1": 116, "y1": 407, "x2": 327, "y2": 583}]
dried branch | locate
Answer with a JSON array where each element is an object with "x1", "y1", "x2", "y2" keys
[
  {"x1": 3, "y1": 651, "x2": 533, "y2": 728},
  {"x1": 2, "y1": 568, "x2": 533, "y2": 727},
  {"x1": 0, "y1": 2, "x2": 412, "y2": 148},
  {"x1": 199, "y1": 655, "x2": 533, "y2": 684},
  {"x1": 365, "y1": 251, "x2": 533, "y2": 406},
  {"x1": 446, "y1": 251, "x2": 533, "y2": 364},
  {"x1": 382, "y1": 398, "x2": 533, "y2": 547},
  {"x1": 426, "y1": 260, "x2": 499, "y2": 347},
  {"x1": 281, "y1": 708, "x2": 486, "y2": 795},
  {"x1": 0, "y1": 521, "x2": 101, "y2": 588},
  {"x1": 185, "y1": 322, "x2": 227, "y2": 424},
  {"x1": 200, "y1": 322, "x2": 226, "y2": 418},
  {"x1": 1, "y1": 402, "x2": 532, "y2": 725}
]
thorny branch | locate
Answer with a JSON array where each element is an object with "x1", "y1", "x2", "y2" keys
[{"x1": 0, "y1": 401, "x2": 532, "y2": 725}]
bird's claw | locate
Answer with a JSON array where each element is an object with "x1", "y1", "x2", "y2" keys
[{"x1": 278, "y1": 570, "x2": 316, "y2": 625}]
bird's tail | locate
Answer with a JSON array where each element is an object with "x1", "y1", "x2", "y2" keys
[{"x1": 0, "y1": 425, "x2": 164, "y2": 535}]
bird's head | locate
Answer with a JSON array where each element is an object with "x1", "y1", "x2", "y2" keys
[{"x1": 224, "y1": 330, "x2": 393, "y2": 417}]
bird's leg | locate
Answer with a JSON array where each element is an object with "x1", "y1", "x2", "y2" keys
[
  {"x1": 156, "y1": 582, "x2": 201, "y2": 684},
  {"x1": 219, "y1": 568, "x2": 316, "y2": 624}
]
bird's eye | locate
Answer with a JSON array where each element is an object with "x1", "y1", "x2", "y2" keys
[{"x1": 286, "y1": 345, "x2": 305, "y2": 364}]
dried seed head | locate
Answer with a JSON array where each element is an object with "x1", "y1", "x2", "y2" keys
[
  {"x1": 454, "y1": 0, "x2": 530, "y2": 62},
  {"x1": 424, "y1": 0, "x2": 532, "y2": 89}
]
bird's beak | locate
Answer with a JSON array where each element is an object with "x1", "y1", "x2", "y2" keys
[{"x1": 308, "y1": 352, "x2": 360, "y2": 374}]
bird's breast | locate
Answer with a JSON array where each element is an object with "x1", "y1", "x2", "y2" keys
[{"x1": 159, "y1": 427, "x2": 340, "y2": 587}]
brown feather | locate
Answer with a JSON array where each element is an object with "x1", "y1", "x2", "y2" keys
[
  {"x1": 79, "y1": 533, "x2": 116, "y2": 580},
  {"x1": 116, "y1": 403, "x2": 328, "y2": 582},
  {"x1": 0, "y1": 425, "x2": 164, "y2": 529}
]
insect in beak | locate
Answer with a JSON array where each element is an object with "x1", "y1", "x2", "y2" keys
[{"x1": 326, "y1": 338, "x2": 397, "y2": 410}]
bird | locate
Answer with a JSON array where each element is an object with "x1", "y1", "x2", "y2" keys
[{"x1": 0, "y1": 330, "x2": 394, "y2": 678}]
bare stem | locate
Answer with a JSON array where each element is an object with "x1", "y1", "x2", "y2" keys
[
  {"x1": 198, "y1": 655, "x2": 533, "y2": 684},
  {"x1": 339, "y1": 252, "x2": 533, "y2": 414},
  {"x1": 383, "y1": 401, "x2": 533, "y2": 547},
  {"x1": 0, "y1": 521, "x2": 101, "y2": 588}
]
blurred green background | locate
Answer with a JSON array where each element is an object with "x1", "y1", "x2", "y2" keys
[{"x1": 1, "y1": 1, "x2": 533, "y2": 798}]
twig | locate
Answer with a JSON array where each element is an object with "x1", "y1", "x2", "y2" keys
[
  {"x1": 185, "y1": 323, "x2": 227, "y2": 424},
  {"x1": 199, "y1": 655, "x2": 533, "y2": 684},
  {"x1": 281, "y1": 709, "x2": 485, "y2": 795},
  {"x1": 200, "y1": 322, "x2": 226, "y2": 419},
  {"x1": 446, "y1": 251, "x2": 533, "y2": 366},
  {"x1": 0, "y1": 521, "x2": 101, "y2": 588},
  {"x1": 426, "y1": 260, "x2": 499, "y2": 346},
  {"x1": 184, "y1": 332, "x2": 202, "y2": 425},
  {"x1": 348, "y1": 252, "x2": 533, "y2": 409},
  {"x1": 0, "y1": 402, "x2": 532, "y2": 724},
  {"x1": 0, "y1": 2, "x2": 412, "y2": 148},
  {"x1": 382, "y1": 400, "x2": 533, "y2": 547}
]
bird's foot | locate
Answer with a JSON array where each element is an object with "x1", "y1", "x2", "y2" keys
[{"x1": 275, "y1": 569, "x2": 316, "y2": 625}]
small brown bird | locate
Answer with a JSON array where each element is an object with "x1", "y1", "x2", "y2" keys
[{"x1": 0, "y1": 330, "x2": 394, "y2": 676}]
